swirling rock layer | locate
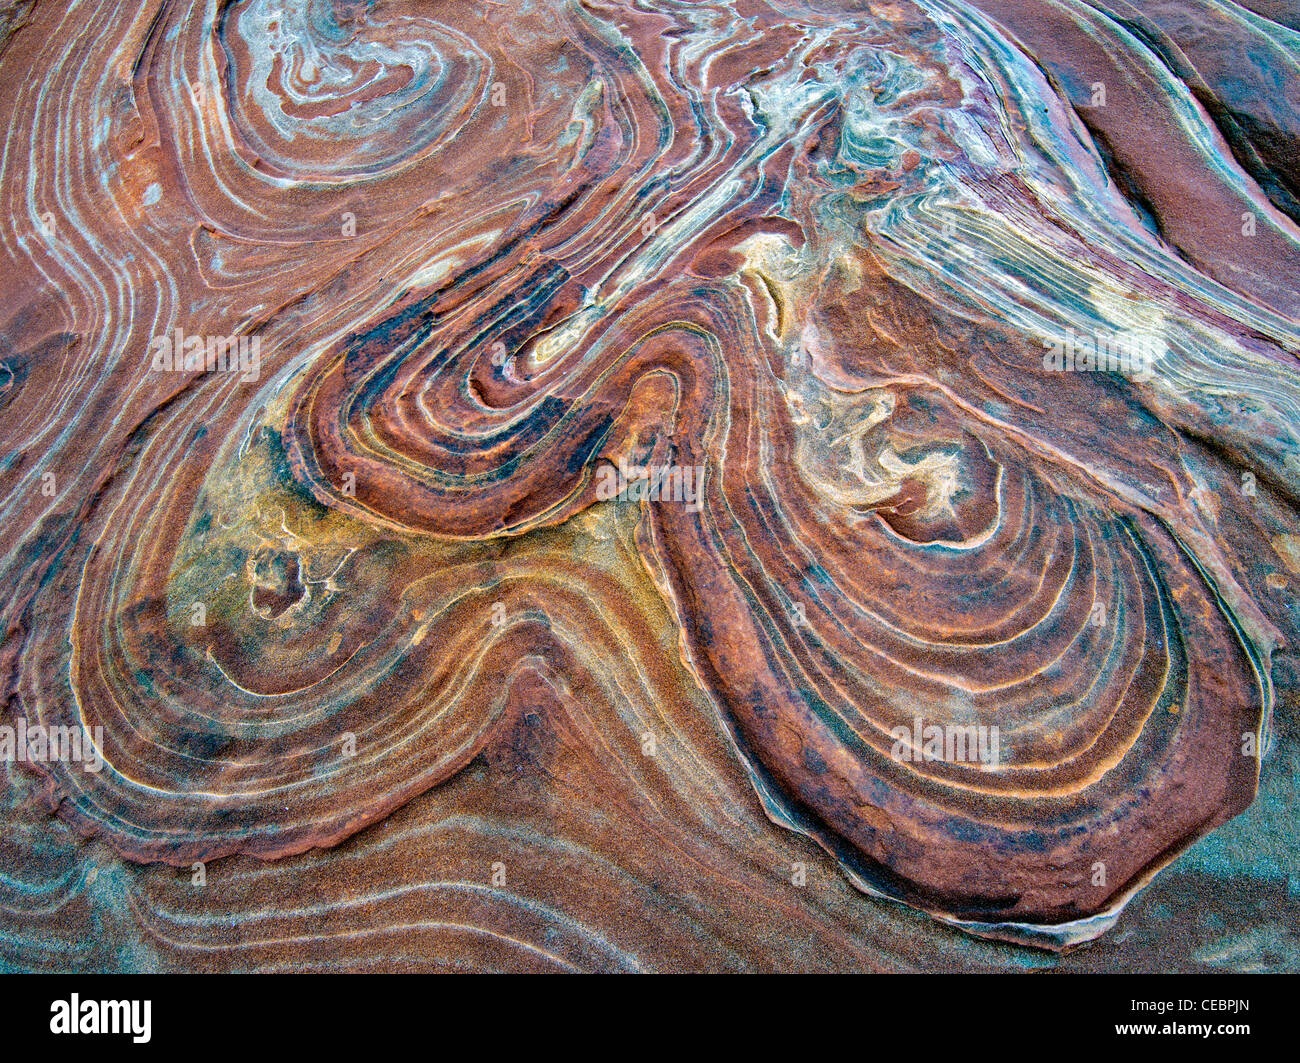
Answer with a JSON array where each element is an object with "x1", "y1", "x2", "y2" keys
[{"x1": 1, "y1": 0, "x2": 1298, "y2": 968}]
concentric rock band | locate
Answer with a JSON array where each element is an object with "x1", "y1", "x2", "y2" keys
[{"x1": 1, "y1": 0, "x2": 1297, "y2": 967}]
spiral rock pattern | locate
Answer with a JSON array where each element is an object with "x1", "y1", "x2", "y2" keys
[{"x1": 2, "y1": 0, "x2": 1298, "y2": 967}]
